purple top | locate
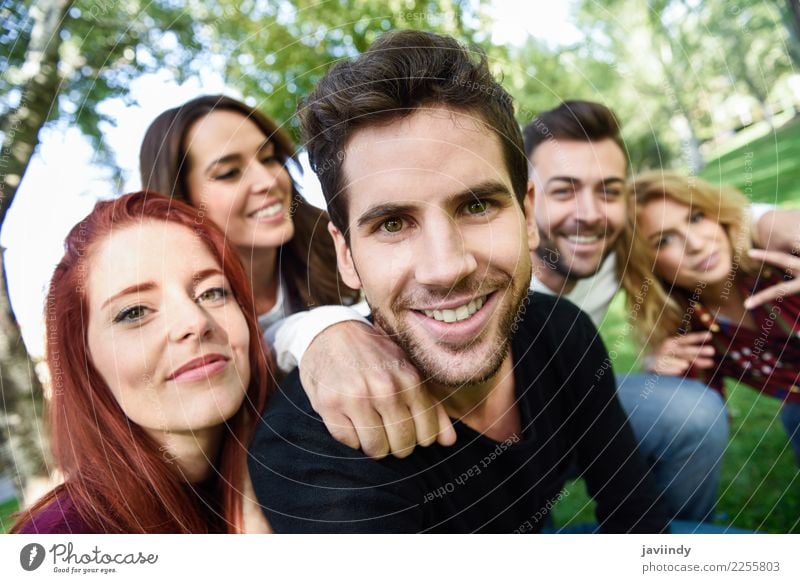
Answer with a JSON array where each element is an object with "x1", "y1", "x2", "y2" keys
[{"x1": 17, "y1": 491, "x2": 94, "y2": 534}]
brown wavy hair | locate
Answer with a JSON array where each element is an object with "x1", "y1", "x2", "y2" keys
[
  {"x1": 12, "y1": 192, "x2": 271, "y2": 533},
  {"x1": 618, "y1": 171, "x2": 755, "y2": 349},
  {"x1": 140, "y1": 95, "x2": 358, "y2": 310}
]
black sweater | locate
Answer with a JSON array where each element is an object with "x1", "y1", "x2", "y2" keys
[{"x1": 249, "y1": 293, "x2": 669, "y2": 533}]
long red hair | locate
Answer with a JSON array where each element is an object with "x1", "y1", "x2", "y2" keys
[{"x1": 12, "y1": 191, "x2": 271, "y2": 533}]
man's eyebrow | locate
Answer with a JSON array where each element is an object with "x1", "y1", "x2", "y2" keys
[
  {"x1": 356, "y1": 203, "x2": 418, "y2": 229},
  {"x1": 101, "y1": 282, "x2": 157, "y2": 309},
  {"x1": 355, "y1": 181, "x2": 511, "y2": 228},
  {"x1": 545, "y1": 176, "x2": 626, "y2": 188},
  {"x1": 454, "y1": 181, "x2": 512, "y2": 202},
  {"x1": 545, "y1": 176, "x2": 580, "y2": 187}
]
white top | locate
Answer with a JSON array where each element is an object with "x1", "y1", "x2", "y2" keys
[
  {"x1": 530, "y1": 252, "x2": 618, "y2": 328},
  {"x1": 263, "y1": 285, "x2": 370, "y2": 372}
]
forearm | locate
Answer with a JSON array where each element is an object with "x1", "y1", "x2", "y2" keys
[{"x1": 264, "y1": 304, "x2": 371, "y2": 373}]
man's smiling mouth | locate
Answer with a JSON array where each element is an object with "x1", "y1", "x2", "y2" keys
[{"x1": 419, "y1": 294, "x2": 488, "y2": 323}]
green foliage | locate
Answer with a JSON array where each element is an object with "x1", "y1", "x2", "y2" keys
[
  {"x1": 212, "y1": 0, "x2": 488, "y2": 140},
  {"x1": 1, "y1": 0, "x2": 204, "y2": 177},
  {"x1": 0, "y1": 498, "x2": 19, "y2": 533}
]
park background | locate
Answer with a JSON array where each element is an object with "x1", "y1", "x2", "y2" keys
[{"x1": 2, "y1": 0, "x2": 800, "y2": 532}]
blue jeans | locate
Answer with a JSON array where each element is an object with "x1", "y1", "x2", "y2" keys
[
  {"x1": 780, "y1": 401, "x2": 800, "y2": 466},
  {"x1": 615, "y1": 373, "x2": 729, "y2": 523}
]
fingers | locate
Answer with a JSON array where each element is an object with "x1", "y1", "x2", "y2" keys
[
  {"x1": 748, "y1": 248, "x2": 800, "y2": 273},
  {"x1": 674, "y1": 331, "x2": 713, "y2": 346},
  {"x1": 434, "y1": 403, "x2": 457, "y2": 447},
  {"x1": 744, "y1": 249, "x2": 800, "y2": 309},
  {"x1": 408, "y1": 392, "x2": 441, "y2": 447},
  {"x1": 322, "y1": 411, "x2": 362, "y2": 451},
  {"x1": 744, "y1": 279, "x2": 800, "y2": 309},
  {"x1": 379, "y1": 404, "x2": 418, "y2": 459},
  {"x1": 350, "y1": 408, "x2": 391, "y2": 459},
  {"x1": 650, "y1": 355, "x2": 691, "y2": 376},
  {"x1": 649, "y1": 330, "x2": 716, "y2": 375},
  {"x1": 675, "y1": 344, "x2": 715, "y2": 362}
]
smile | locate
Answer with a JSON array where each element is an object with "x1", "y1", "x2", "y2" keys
[
  {"x1": 566, "y1": 234, "x2": 602, "y2": 244},
  {"x1": 249, "y1": 202, "x2": 283, "y2": 219},
  {"x1": 421, "y1": 295, "x2": 487, "y2": 323},
  {"x1": 167, "y1": 354, "x2": 230, "y2": 383},
  {"x1": 693, "y1": 251, "x2": 719, "y2": 271}
]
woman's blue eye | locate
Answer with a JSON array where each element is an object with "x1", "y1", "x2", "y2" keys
[{"x1": 113, "y1": 305, "x2": 147, "y2": 324}]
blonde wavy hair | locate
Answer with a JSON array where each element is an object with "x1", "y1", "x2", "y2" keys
[{"x1": 617, "y1": 170, "x2": 756, "y2": 349}]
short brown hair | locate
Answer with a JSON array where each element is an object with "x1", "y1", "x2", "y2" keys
[
  {"x1": 299, "y1": 30, "x2": 528, "y2": 236},
  {"x1": 523, "y1": 100, "x2": 625, "y2": 160}
]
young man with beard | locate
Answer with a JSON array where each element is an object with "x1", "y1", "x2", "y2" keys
[
  {"x1": 248, "y1": 32, "x2": 669, "y2": 533},
  {"x1": 523, "y1": 100, "x2": 798, "y2": 523}
]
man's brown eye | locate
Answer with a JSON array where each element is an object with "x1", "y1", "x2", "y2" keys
[
  {"x1": 383, "y1": 218, "x2": 403, "y2": 233},
  {"x1": 467, "y1": 201, "x2": 489, "y2": 214}
]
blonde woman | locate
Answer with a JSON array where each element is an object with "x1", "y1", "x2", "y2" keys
[{"x1": 619, "y1": 171, "x2": 800, "y2": 465}]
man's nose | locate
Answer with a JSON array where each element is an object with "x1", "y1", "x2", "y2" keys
[
  {"x1": 413, "y1": 218, "x2": 478, "y2": 288},
  {"x1": 574, "y1": 188, "x2": 602, "y2": 226}
]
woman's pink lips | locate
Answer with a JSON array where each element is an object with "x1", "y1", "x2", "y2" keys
[
  {"x1": 694, "y1": 251, "x2": 719, "y2": 271},
  {"x1": 167, "y1": 355, "x2": 229, "y2": 383}
]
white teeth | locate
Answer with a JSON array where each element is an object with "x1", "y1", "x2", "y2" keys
[
  {"x1": 423, "y1": 295, "x2": 486, "y2": 323},
  {"x1": 567, "y1": 235, "x2": 601, "y2": 244},
  {"x1": 251, "y1": 203, "x2": 282, "y2": 219}
]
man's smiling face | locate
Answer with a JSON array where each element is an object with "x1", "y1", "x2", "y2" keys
[
  {"x1": 530, "y1": 138, "x2": 628, "y2": 280},
  {"x1": 328, "y1": 106, "x2": 534, "y2": 388}
]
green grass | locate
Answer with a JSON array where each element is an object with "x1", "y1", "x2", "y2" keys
[
  {"x1": 552, "y1": 119, "x2": 800, "y2": 532},
  {"x1": 701, "y1": 117, "x2": 800, "y2": 206},
  {"x1": 1, "y1": 498, "x2": 19, "y2": 533}
]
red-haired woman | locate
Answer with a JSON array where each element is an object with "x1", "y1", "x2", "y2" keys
[
  {"x1": 12, "y1": 192, "x2": 272, "y2": 533},
  {"x1": 140, "y1": 96, "x2": 455, "y2": 458}
]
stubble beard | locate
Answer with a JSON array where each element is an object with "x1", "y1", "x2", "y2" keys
[
  {"x1": 371, "y1": 272, "x2": 530, "y2": 389},
  {"x1": 535, "y1": 230, "x2": 609, "y2": 282}
]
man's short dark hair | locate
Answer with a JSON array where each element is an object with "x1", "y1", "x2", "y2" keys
[
  {"x1": 299, "y1": 30, "x2": 528, "y2": 237},
  {"x1": 523, "y1": 100, "x2": 625, "y2": 160}
]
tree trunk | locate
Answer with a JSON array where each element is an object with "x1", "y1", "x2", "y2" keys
[
  {"x1": 0, "y1": 0, "x2": 70, "y2": 496},
  {"x1": 786, "y1": 0, "x2": 800, "y2": 68},
  {"x1": 0, "y1": 250, "x2": 48, "y2": 498}
]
